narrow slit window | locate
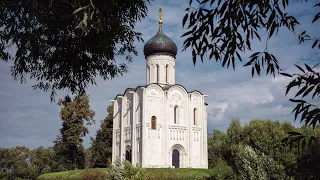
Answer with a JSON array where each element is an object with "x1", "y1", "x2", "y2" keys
[
  {"x1": 147, "y1": 65, "x2": 150, "y2": 83},
  {"x1": 193, "y1": 108, "x2": 197, "y2": 126},
  {"x1": 151, "y1": 116, "x2": 156, "y2": 130},
  {"x1": 174, "y1": 105, "x2": 179, "y2": 124},
  {"x1": 156, "y1": 65, "x2": 159, "y2": 83},
  {"x1": 166, "y1": 64, "x2": 169, "y2": 83}
]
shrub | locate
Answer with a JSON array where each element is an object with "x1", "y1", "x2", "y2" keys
[
  {"x1": 211, "y1": 160, "x2": 236, "y2": 180},
  {"x1": 82, "y1": 169, "x2": 106, "y2": 180},
  {"x1": 106, "y1": 158, "x2": 146, "y2": 180},
  {"x1": 235, "y1": 145, "x2": 285, "y2": 180},
  {"x1": 145, "y1": 168, "x2": 212, "y2": 180}
]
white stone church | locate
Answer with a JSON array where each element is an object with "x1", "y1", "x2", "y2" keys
[{"x1": 111, "y1": 10, "x2": 208, "y2": 168}]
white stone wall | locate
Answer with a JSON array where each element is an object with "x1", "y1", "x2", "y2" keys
[
  {"x1": 112, "y1": 84, "x2": 208, "y2": 169},
  {"x1": 146, "y1": 55, "x2": 175, "y2": 86},
  {"x1": 112, "y1": 52, "x2": 208, "y2": 169}
]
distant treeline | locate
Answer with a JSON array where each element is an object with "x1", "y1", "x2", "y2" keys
[{"x1": 1, "y1": 119, "x2": 319, "y2": 179}]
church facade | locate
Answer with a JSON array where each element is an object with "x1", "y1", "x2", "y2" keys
[{"x1": 111, "y1": 10, "x2": 208, "y2": 168}]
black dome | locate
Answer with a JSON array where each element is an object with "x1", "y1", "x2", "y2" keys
[{"x1": 143, "y1": 25, "x2": 177, "y2": 57}]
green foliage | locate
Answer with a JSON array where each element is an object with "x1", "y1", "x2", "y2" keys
[
  {"x1": 106, "y1": 158, "x2": 146, "y2": 180},
  {"x1": 90, "y1": 105, "x2": 113, "y2": 168},
  {"x1": 236, "y1": 145, "x2": 285, "y2": 180},
  {"x1": 37, "y1": 169, "x2": 89, "y2": 180},
  {"x1": 211, "y1": 160, "x2": 236, "y2": 180},
  {"x1": 38, "y1": 167, "x2": 213, "y2": 180},
  {"x1": 207, "y1": 119, "x2": 313, "y2": 179},
  {"x1": 82, "y1": 169, "x2": 106, "y2": 180},
  {"x1": 182, "y1": 0, "x2": 320, "y2": 156},
  {"x1": 30, "y1": 146, "x2": 56, "y2": 174},
  {"x1": 0, "y1": 0, "x2": 149, "y2": 100},
  {"x1": 53, "y1": 94, "x2": 95, "y2": 170},
  {"x1": 284, "y1": 126, "x2": 320, "y2": 179},
  {"x1": 283, "y1": 63, "x2": 320, "y2": 129},
  {"x1": 0, "y1": 146, "x2": 40, "y2": 180}
]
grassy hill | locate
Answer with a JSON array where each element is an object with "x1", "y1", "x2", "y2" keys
[{"x1": 37, "y1": 168, "x2": 213, "y2": 180}]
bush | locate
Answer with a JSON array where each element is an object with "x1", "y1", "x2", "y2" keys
[
  {"x1": 211, "y1": 160, "x2": 236, "y2": 180},
  {"x1": 106, "y1": 158, "x2": 146, "y2": 180},
  {"x1": 82, "y1": 169, "x2": 106, "y2": 180},
  {"x1": 38, "y1": 167, "x2": 213, "y2": 180},
  {"x1": 145, "y1": 168, "x2": 212, "y2": 180},
  {"x1": 235, "y1": 145, "x2": 285, "y2": 180}
]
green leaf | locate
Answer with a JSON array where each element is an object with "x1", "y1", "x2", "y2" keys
[
  {"x1": 255, "y1": 63, "x2": 260, "y2": 76},
  {"x1": 236, "y1": 51, "x2": 242, "y2": 62},
  {"x1": 244, "y1": 57, "x2": 256, "y2": 66},
  {"x1": 73, "y1": 6, "x2": 87, "y2": 14},
  {"x1": 249, "y1": 52, "x2": 260, "y2": 58},
  {"x1": 253, "y1": 31, "x2": 261, "y2": 41},
  {"x1": 287, "y1": 131, "x2": 303, "y2": 136},
  {"x1": 192, "y1": 49, "x2": 196, "y2": 65},
  {"x1": 305, "y1": 63, "x2": 315, "y2": 73},
  {"x1": 312, "y1": 39, "x2": 319, "y2": 48},
  {"x1": 280, "y1": 73, "x2": 292, "y2": 77},
  {"x1": 269, "y1": 22, "x2": 277, "y2": 38},
  {"x1": 295, "y1": 85, "x2": 308, "y2": 97},
  {"x1": 302, "y1": 85, "x2": 315, "y2": 98},
  {"x1": 295, "y1": 64, "x2": 305, "y2": 73},
  {"x1": 181, "y1": 31, "x2": 193, "y2": 37},
  {"x1": 182, "y1": 13, "x2": 188, "y2": 27},
  {"x1": 252, "y1": 66, "x2": 255, "y2": 77},
  {"x1": 289, "y1": 99, "x2": 306, "y2": 103},
  {"x1": 312, "y1": 12, "x2": 320, "y2": 23}
]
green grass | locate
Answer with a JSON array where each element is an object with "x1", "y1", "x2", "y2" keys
[{"x1": 37, "y1": 168, "x2": 213, "y2": 180}]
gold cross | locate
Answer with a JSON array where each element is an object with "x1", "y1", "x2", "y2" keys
[{"x1": 158, "y1": 8, "x2": 163, "y2": 24}]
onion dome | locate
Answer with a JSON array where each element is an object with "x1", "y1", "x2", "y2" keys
[{"x1": 143, "y1": 8, "x2": 177, "y2": 58}]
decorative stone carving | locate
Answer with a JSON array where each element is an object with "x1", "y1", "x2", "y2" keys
[
  {"x1": 172, "y1": 92, "x2": 181, "y2": 100},
  {"x1": 148, "y1": 88, "x2": 160, "y2": 97}
]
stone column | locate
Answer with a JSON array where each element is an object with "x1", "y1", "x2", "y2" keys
[
  {"x1": 129, "y1": 91, "x2": 136, "y2": 165},
  {"x1": 119, "y1": 96, "x2": 124, "y2": 161}
]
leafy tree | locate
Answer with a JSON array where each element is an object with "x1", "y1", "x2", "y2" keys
[
  {"x1": 182, "y1": 1, "x2": 319, "y2": 176},
  {"x1": 53, "y1": 94, "x2": 95, "y2": 170},
  {"x1": 236, "y1": 145, "x2": 285, "y2": 180},
  {"x1": 207, "y1": 119, "x2": 309, "y2": 179},
  {"x1": 0, "y1": 0, "x2": 149, "y2": 100},
  {"x1": 90, "y1": 104, "x2": 114, "y2": 168},
  {"x1": 30, "y1": 146, "x2": 55, "y2": 174},
  {"x1": 84, "y1": 148, "x2": 92, "y2": 169},
  {"x1": 182, "y1": 0, "x2": 319, "y2": 132},
  {"x1": 0, "y1": 146, "x2": 39, "y2": 180},
  {"x1": 284, "y1": 126, "x2": 320, "y2": 179}
]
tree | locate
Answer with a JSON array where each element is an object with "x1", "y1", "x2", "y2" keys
[
  {"x1": 30, "y1": 146, "x2": 55, "y2": 174},
  {"x1": 207, "y1": 119, "x2": 320, "y2": 179},
  {"x1": 0, "y1": 146, "x2": 39, "y2": 179},
  {"x1": 0, "y1": 0, "x2": 149, "y2": 100},
  {"x1": 53, "y1": 94, "x2": 95, "y2": 170},
  {"x1": 90, "y1": 104, "x2": 113, "y2": 168},
  {"x1": 182, "y1": 0, "x2": 319, "y2": 130}
]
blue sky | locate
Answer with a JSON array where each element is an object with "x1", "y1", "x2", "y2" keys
[{"x1": 0, "y1": 0, "x2": 319, "y2": 149}]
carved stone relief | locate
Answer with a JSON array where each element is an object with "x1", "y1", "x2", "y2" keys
[{"x1": 148, "y1": 88, "x2": 160, "y2": 97}]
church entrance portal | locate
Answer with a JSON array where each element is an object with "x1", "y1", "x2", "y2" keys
[
  {"x1": 172, "y1": 149, "x2": 180, "y2": 168},
  {"x1": 125, "y1": 148, "x2": 132, "y2": 162}
]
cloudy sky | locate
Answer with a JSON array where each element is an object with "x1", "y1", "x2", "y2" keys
[{"x1": 0, "y1": 0, "x2": 319, "y2": 149}]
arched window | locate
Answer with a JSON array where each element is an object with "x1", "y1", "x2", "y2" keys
[
  {"x1": 156, "y1": 65, "x2": 159, "y2": 83},
  {"x1": 174, "y1": 105, "x2": 179, "y2": 124},
  {"x1": 166, "y1": 64, "x2": 169, "y2": 83},
  {"x1": 151, "y1": 116, "x2": 156, "y2": 130},
  {"x1": 147, "y1": 65, "x2": 150, "y2": 83},
  {"x1": 193, "y1": 108, "x2": 197, "y2": 126}
]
